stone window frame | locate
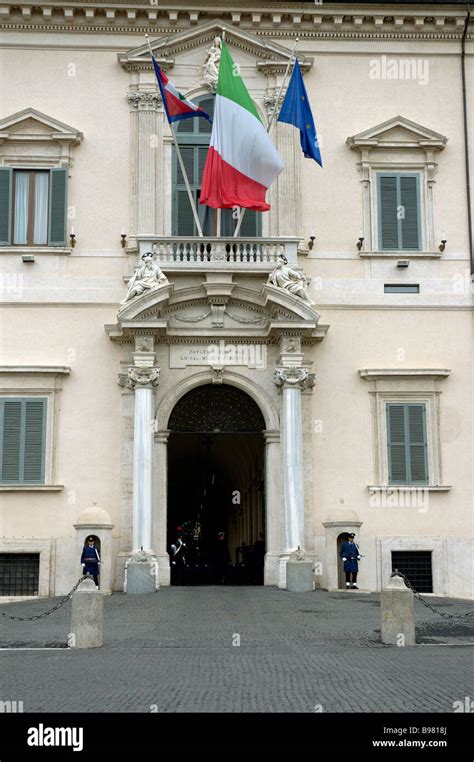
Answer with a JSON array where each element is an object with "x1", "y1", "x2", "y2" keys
[
  {"x1": 377, "y1": 536, "x2": 444, "y2": 595},
  {"x1": 0, "y1": 367, "x2": 70, "y2": 491},
  {"x1": 359, "y1": 369, "x2": 451, "y2": 492},
  {"x1": 0, "y1": 108, "x2": 83, "y2": 255},
  {"x1": 346, "y1": 116, "x2": 447, "y2": 258},
  {"x1": 0, "y1": 538, "x2": 53, "y2": 598}
]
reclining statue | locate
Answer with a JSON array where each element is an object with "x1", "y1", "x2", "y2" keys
[{"x1": 122, "y1": 251, "x2": 168, "y2": 304}]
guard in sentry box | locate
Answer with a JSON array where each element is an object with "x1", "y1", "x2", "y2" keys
[
  {"x1": 339, "y1": 532, "x2": 361, "y2": 589},
  {"x1": 81, "y1": 536, "x2": 101, "y2": 588}
]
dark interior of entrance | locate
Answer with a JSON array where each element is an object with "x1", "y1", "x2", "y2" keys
[{"x1": 167, "y1": 385, "x2": 265, "y2": 585}]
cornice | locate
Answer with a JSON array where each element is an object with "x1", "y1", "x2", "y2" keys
[{"x1": 0, "y1": 4, "x2": 472, "y2": 41}]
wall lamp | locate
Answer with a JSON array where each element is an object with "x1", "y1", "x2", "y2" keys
[
  {"x1": 356, "y1": 236, "x2": 364, "y2": 251},
  {"x1": 308, "y1": 233, "x2": 316, "y2": 250},
  {"x1": 121, "y1": 232, "x2": 127, "y2": 248},
  {"x1": 438, "y1": 238, "x2": 447, "y2": 252}
]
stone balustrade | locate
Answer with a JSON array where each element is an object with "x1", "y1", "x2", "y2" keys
[{"x1": 136, "y1": 236, "x2": 300, "y2": 270}]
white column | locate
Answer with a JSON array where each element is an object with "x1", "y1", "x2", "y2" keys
[
  {"x1": 133, "y1": 386, "x2": 154, "y2": 551},
  {"x1": 274, "y1": 368, "x2": 315, "y2": 554},
  {"x1": 121, "y1": 366, "x2": 160, "y2": 553}
]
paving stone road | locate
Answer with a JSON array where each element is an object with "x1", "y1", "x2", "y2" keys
[{"x1": 0, "y1": 587, "x2": 472, "y2": 713}]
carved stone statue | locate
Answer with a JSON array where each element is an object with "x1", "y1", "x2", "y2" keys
[
  {"x1": 203, "y1": 36, "x2": 222, "y2": 90},
  {"x1": 122, "y1": 251, "x2": 168, "y2": 304},
  {"x1": 267, "y1": 256, "x2": 315, "y2": 305}
]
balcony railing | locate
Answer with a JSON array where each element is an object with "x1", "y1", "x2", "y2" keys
[{"x1": 136, "y1": 236, "x2": 300, "y2": 270}]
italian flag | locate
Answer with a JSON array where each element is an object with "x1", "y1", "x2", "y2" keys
[{"x1": 200, "y1": 41, "x2": 284, "y2": 212}]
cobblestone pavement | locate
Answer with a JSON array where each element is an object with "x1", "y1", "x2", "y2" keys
[{"x1": 0, "y1": 587, "x2": 472, "y2": 713}]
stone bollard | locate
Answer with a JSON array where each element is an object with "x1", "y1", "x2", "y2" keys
[
  {"x1": 69, "y1": 576, "x2": 103, "y2": 648},
  {"x1": 381, "y1": 572, "x2": 415, "y2": 646},
  {"x1": 286, "y1": 548, "x2": 314, "y2": 592}
]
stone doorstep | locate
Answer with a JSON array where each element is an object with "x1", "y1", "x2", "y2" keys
[{"x1": 327, "y1": 588, "x2": 372, "y2": 594}]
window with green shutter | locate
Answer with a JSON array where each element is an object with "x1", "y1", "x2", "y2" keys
[
  {"x1": 173, "y1": 95, "x2": 261, "y2": 237},
  {"x1": 0, "y1": 398, "x2": 47, "y2": 484},
  {"x1": 386, "y1": 403, "x2": 428, "y2": 485},
  {"x1": 377, "y1": 172, "x2": 421, "y2": 251},
  {"x1": 0, "y1": 168, "x2": 67, "y2": 247}
]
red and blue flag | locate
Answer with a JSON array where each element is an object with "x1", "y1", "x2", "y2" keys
[{"x1": 152, "y1": 56, "x2": 212, "y2": 125}]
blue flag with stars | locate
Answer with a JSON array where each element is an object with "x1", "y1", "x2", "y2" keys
[{"x1": 277, "y1": 58, "x2": 322, "y2": 167}]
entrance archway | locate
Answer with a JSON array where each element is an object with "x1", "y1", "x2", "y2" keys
[{"x1": 167, "y1": 384, "x2": 265, "y2": 585}]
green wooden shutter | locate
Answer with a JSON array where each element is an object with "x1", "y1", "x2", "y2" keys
[
  {"x1": 387, "y1": 403, "x2": 428, "y2": 485},
  {"x1": 198, "y1": 98, "x2": 214, "y2": 135},
  {"x1": 240, "y1": 209, "x2": 259, "y2": 236},
  {"x1": 176, "y1": 190, "x2": 195, "y2": 235},
  {"x1": 379, "y1": 175, "x2": 399, "y2": 250},
  {"x1": 387, "y1": 404, "x2": 407, "y2": 483},
  {"x1": 407, "y1": 404, "x2": 428, "y2": 482},
  {"x1": 23, "y1": 400, "x2": 47, "y2": 482},
  {"x1": 0, "y1": 167, "x2": 12, "y2": 245},
  {"x1": 48, "y1": 168, "x2": 67, "y2": 246},
  {"x1": 177, "y1": 147, "x2": 195, "y2": 185},
  {"x1": 1, "y1": 400, "x2": 22, "y2": 482},
  {"x1": 400, "y1": 176, "x2": 420, "y2": 250},
  {"x1": 0, "y1": 399, "x2": 46, "y2": 484}
]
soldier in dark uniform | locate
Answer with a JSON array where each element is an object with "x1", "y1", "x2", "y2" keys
[
  {"x1": 170, "y1": 535, "x2": 186, "y2": 585},
  {"x1": 81, "y1": 536, "x2": 101, "y2": 588},
  {"x1": 339, "y1": 532, "x2": 361, "y2": 589}
]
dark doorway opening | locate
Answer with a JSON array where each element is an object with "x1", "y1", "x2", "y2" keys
[{"x1": 167, "y1": 384, "x2": 265, "y2": 585}]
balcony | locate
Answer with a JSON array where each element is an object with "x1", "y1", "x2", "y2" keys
[{"x1": 136, "y1": 235, "x2": 300, "y2": 272}]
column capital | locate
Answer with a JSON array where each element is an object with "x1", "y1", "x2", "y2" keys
[
  {"x1": 127, "y1": 90, "x2": 162, "y2": 112},
  {"x1": 118, "y1": 366, "x2": 160, "y2": 390},
  {"x1": 274, "y1": 367, "x2": 315, "y2": 390}
]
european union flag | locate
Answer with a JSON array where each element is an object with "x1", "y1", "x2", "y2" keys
[{"x1": 277, "y1": 58, "x2": 322, "y2": 167}]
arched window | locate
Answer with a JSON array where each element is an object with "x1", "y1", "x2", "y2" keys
[{"x1": 172, "y1": 95, "x2": 261, "y2": 237}]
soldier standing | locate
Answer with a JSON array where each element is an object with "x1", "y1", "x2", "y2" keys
[
  {"x1": 81, "y1": 536, "x2": 101, "y2": 588},
  {"x1": 340, "y1": 532, "x2": 361, "y2": 589}
]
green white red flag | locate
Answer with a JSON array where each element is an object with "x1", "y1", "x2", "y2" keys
[{"x1": 200, "y1": 41, "x2": 284, "y2": 212}]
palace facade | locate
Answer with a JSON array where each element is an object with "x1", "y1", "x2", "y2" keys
[{"x1": 0, "y1": 1, "x2": 472, "y2": 598}]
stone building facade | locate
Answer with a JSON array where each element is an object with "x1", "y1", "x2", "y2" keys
[{"x1": 0, "y1": 1, "x2": 472, "y2": 599}]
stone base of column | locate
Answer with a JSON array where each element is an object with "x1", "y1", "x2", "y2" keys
[
  {"x1": 263, "y1": 552, "x2": 280, "y2": 586},
  {"x1": 155, "y1": 553, "x2": 171, "y2": 587},
  {"x1": 124, "y1": 551, "x2": 159, "y2": 594},
  {"x1": 277, "y1": 554, "x2": 291, "y2": 589}
]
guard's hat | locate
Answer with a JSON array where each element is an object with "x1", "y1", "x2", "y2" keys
[
  {"x1": 348, "y1": 532, "x2": 355, "y2": 538},
  {"x1": 87, "y1": 536, "x2": 95, "y2": 542}
]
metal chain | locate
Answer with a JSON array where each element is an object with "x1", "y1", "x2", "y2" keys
[
  {"x1": 391, "y1": 570, "x2": 474, "y2": 622},
  {"x1": 0, "y1": 575, "x2": 91, "y2": 622}
]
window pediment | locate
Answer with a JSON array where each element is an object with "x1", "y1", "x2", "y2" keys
[
  {"x1": 346, "y1": 116, "x2": 447, "y2": 152},
  {"x1": 0, "y1": 108, "x2": 83, "y2": 148}
]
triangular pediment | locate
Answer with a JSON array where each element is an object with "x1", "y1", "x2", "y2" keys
[
  {"x1": 0, "y1": 108, "x2": 83, "y2": 144},
  {"x1": 118, "y1": 20, "x2": 313, "y2": 73},
  {"x1": 346, "y1": 116, "x2": 447, "y2": 151}
]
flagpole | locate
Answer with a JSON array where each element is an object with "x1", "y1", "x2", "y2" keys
[
  {"x1": 145, "y1": 34, "x2": 204, "y2": 238},
  {"x1": 233, "y1": 38, "x2": 299, "y2": 238},
  {"x1": 216, "y1": 208, "x2": 221, "y2": 237}
]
